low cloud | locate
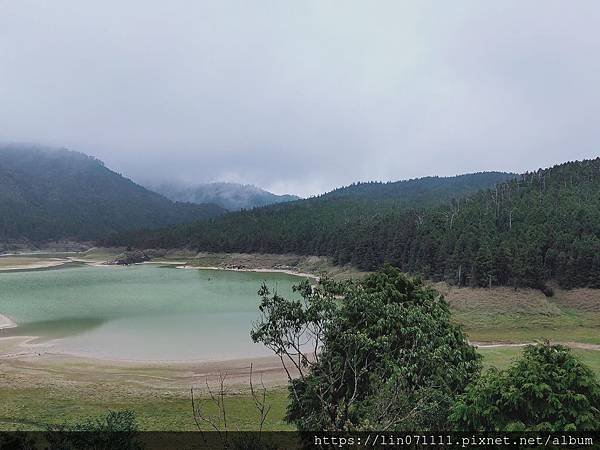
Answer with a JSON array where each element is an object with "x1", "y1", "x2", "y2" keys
[{"x1": 1, "y1": 1, "x2": 599, "y2": 196}]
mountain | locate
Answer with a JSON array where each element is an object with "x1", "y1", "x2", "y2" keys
[
  {"x1": 0, "y1": 145, "x2": 227, "y2": 242},
  {"x1": 150, "y1": 182, "x2": 300, "y2": 211},
  {"x1": 102, "y1": 170, "x2": 520, "y2": 268},
  {"x1": 104, "y1": 159, "x2": 600, "y2": 289}
]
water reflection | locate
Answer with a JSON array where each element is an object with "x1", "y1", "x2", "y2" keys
[{"x1": 0, "y1": 317, "x2": 107, "y2": 342}]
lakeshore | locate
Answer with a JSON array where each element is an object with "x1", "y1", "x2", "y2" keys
[
  {"x1": 1, "y1": 250, "x2": 599, "y2": 430},
  {"x1": 0, "y1": 259, "x2": 299, "y2": 430},
  {"x1": 0, "y1": 249, "x2": 334, "y2": 277}
]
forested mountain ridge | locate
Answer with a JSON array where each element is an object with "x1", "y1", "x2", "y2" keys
[
  {"x1": 0, "y1": 145, "x2": 226, "y2": 241},
  {"x1": 103, "y1": 159, "x2": 600, "y2": 288},
  {"x1": 356, "y1": 158, "x2": 600, "y2": 289},
  {"x1": 106, "y1": 171, "x2": 512, "y2": 248},
  {"x1": 414, "y1": 158, "x2": 600, "y2": 289},
  {"x1": 150, "y1": 181, "x2": 299, "y2": 211},
  {"x1": 104, "y1": 169, "x2": 576, "y2": 278}
]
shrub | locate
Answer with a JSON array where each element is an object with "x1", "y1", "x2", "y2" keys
[{"x1": 450, "y1": 343, "x2": 600, "y2": 431}]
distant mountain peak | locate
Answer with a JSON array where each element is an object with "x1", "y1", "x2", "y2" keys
[{"x1": 149, "y1": 181, "x2": 300, "y2": 211}]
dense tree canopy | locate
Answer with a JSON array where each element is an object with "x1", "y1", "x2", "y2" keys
[
  {"x1": 251, "y1": 266, "x2": 481, "y2": 431},
  {"x1": 105, "y1": 159, "x2": 600, "y2": 288}
]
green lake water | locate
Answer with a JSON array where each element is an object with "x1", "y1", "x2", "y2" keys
[{"x1": 0, "y1": 265, "x2": 300, "y2": 361}]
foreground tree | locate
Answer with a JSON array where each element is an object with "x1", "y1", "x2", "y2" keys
[
  {"x1": 251, "y1": 265, "x2": 481, "y2": 431},
  {"x1": 450, "y1": 343, "x2": 600, "y2": 431}
]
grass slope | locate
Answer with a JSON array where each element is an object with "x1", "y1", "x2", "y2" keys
[{"x1": 438, "y1": 283, "x2": 600, "y2": 344}]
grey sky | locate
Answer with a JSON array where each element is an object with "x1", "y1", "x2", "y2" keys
[{"x1": 1, "y1": 1, "x2": 599, "y2": 196}]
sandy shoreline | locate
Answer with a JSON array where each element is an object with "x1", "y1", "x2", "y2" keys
[
  {"x1": 0, "y1": 258, "x2": 71, "y2": 271},
  {"x1": 0, "y1": 253, "x2": 319, "y2": 277},
  {"x1": 178, "y1": 264, "x2": 319, "y2": 280},
  {"x1": 2, "y1": 334, "x2": 597, "y2": 396},
  {"x1": 0, "y1": 335, "x2": 294, "y2": 387}
]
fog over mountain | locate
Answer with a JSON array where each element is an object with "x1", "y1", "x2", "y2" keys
[
  {"x1": 0, "y1": 145, "x2": 226, "y2": 242},
  {"x1": 151, "y1": 182, "x2": 299, "y2": 211},
  {"x1": 2, "y1": 2, "x2": 600, "y2": 196}
]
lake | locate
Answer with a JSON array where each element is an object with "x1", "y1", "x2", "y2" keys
[{"x1": 0, "y1": 265, "x2": 300, "y2": 361}]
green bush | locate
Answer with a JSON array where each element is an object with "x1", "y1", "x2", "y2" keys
[{"x1": 450, "y1": 343, "x2": 600, "y2": 431}]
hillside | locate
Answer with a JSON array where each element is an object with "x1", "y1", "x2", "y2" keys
[
  {"x1": 405, "y1": 158, "x2": 600, "y2": 289},
  {"x1": 150, "y1": 182, "x2": 299, "y2": 211},
  {"x1": 0, "y1": 145, "x2": 226, "y2": 242}
]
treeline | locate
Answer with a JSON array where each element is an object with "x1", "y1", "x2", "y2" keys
[
  {"x1": 320, "y1": 171, "x2": 514, "y2": 206},
  {"x1": 102, "y1": 159, "x2": 600, "y2": 289}
]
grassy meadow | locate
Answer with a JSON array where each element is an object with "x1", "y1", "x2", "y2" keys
[
  {"x1": 0, "y1": 385, "x2": 292, "y2": 432},
  {"x1": 1, "y1": 348, "x2": 598, "y2": 432}
]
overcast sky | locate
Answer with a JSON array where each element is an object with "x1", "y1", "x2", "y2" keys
[{"x1": 1, "y1": 1, "x2": 599, "y2": 196}]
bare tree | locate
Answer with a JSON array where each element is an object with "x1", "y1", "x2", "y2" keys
[
  {"x1": 248, "y1": 363, "x2": 271, "y2": 435},
  {"x1": 190, "y1": 364, "x2": 273, "y2": 448},
  {"x1": 191, "y1": 371, "x2": 230, "y2": 444}
]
